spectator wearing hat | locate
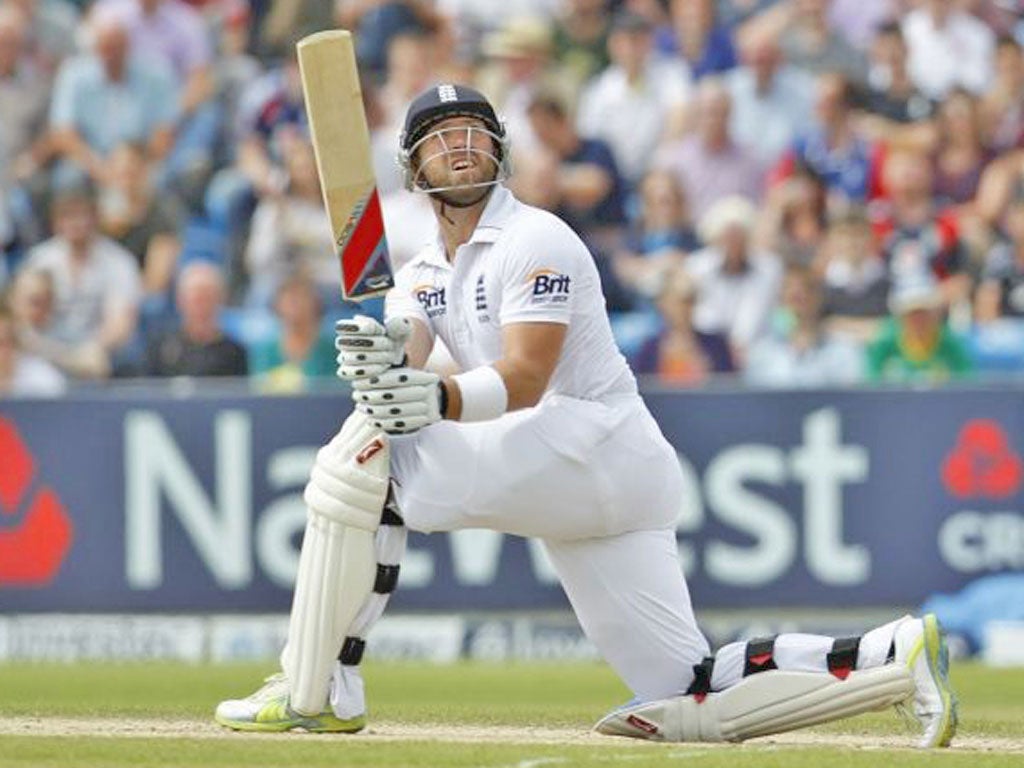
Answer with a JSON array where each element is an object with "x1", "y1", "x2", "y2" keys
[
  {"x1": 866, "y1": 274, "x2": 972, "y2": 382},
  {"x1": 476, "y1": 16, "x2": 577, "y2": 156},
  {"x1": 745, "y1": 264, "x2": 864, "y2": 387},
  {"x1": 654, "y1": 77, "x2": 763, "y2": 223},
  {"x1": 631, "y1": 264, "x2": 733, "y2": 385},
  {"x1": 576, "y1": 10, "x2": 692, "y2": 188},
  {"x1": 683, "y1": 195, "x2": 782, "y2": 362}
]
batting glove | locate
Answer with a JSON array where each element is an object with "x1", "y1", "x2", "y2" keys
[
  {"x1": 335, "y1": 315, "x2": 411, "y2": 381},
  {"x1": 351, "y1": 367, "x2": 443, "y2": 434}
]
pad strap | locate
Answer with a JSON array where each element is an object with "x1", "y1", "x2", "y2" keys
[
  {"x1": 743, "y1": 636, "x2": 778, "y2": 676},
  {"x1": 827, "y1": 636, "x2": 861, "y2": 680},
  {"x1": 685, "y1": 656, "x2": 716, "y2": 703}
]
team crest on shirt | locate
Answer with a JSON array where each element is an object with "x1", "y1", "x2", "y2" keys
[
  {"x1": 413, "y1": 283, "x2": 447, "y2": 318},
  {"x1": 474, "y1": 274, "x2": 490, "y2": 322},
  {"x1": 526, "y1": 268, "x2": 571, "y2": 304}
]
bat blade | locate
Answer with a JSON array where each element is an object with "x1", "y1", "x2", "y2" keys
[{"x1": 297, "y1": 30, "x2": 394, "y2": 301}]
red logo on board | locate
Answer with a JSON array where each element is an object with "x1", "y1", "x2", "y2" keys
[
  {"x1": 941, "y1": 419, "x2": 1023, "y2": 499},
  {"x1": 0, "y1": 417, "x2": 73, "y2": 585}
]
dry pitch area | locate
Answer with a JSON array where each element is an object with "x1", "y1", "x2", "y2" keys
[{"x1": 1, "y1": 660, "x2": 1021, "y2": 767}]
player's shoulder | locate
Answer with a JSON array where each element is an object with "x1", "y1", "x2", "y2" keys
[{"x1": 502, "y1": 195, "x2": 588, "y2": 252}]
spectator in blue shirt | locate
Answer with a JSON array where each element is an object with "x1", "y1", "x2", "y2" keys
[
  {"x1": 49, "y1": 10, "x2": 178, "y2": 190},
  {"x1": 656, "y1": 0, "x2": 738, "y2": 79},
  {"x1": 526, "y1": 91, "x2": 627, "y2": 243}
]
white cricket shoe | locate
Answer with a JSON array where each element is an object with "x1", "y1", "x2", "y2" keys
[
  {"x1": 215, "y1": 673, "x2": 366, "y2": 733},
  {"x1": 894, "y1": 614, "x2": 958, "y2": 748}
]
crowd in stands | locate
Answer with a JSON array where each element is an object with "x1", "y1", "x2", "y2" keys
[{"x1": 2, "y1": 0, "x2": 1024, "y2": 398}]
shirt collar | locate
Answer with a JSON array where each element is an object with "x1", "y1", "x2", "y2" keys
[{"x1": 422, "y1": 184, "x2": 517, "y2": 264}]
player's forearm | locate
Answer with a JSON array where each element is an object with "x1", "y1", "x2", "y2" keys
[{"x1": 440, "y1": 357, "x2": 548, "y2": 421}]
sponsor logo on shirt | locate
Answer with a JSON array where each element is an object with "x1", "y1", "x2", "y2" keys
[
  {"x1": 527, "y1": 268, "x2": 571, "y2": 304},
  {"x1": 413, "y1": 283, "x2": 447, "y2": 318}
]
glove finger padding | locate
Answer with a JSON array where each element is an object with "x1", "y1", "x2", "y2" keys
[
  {"x1": 353, "y1": 384, "x2": 438, "y2": 405},
  {"x1": 353, "y1": 368, "x2": 440, "y2": 390},
  {"x1": 357, "y1": 400, "x2": 433, "y2": 418},
  {"x1": 367, "y1": 414, "x2": 437, "y2": 434},
  {"x1": 335, "y1": 315, "x2": 385, "y2": 342}
]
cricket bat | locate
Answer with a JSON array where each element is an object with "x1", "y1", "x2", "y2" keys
[{"x1": 297, "y1": 30, "x2": 394, "y2": 301}]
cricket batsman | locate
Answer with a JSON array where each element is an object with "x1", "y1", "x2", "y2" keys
[{"x1": 215, "y1": 84, "x2": 958, "y2": 747}]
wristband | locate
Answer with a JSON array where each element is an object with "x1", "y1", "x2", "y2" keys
[{"x1": 452, "y1": 366, "x2": 508, "y2": 422}]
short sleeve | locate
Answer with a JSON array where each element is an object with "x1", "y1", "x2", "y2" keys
[
  {"x1": 384, "y1": 263, "x2": 434, "y2": 341},
  {"x1": 498, "y1": 214, "x2": 586, "y2": 326}
]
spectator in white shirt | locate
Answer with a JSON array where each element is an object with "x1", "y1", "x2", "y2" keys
[
  {"x1": 685, "y1": 195, "x2": 782, "y2": 362},
  {"x1": 902, "y1": 0, "x2": 995, "y2": 99},
  {"x1": 576, "y1": 10, "x2": 691, "y2": 187},
  {"x1": 22, "y1": 188, "x2": 142, "y2": 354},
  {"x1": 0, "y1": 303, "x2": 65, "y2": 397}
]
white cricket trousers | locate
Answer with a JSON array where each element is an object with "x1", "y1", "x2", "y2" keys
[{"x1": 388, "y1": 393, "x2": 711, "y2": 700}]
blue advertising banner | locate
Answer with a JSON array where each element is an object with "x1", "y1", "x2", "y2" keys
[{"x1": 0, "y1": 386, "x2": 1021, "y2": 612}]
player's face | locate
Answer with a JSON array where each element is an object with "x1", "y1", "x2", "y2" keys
[{"x1": 413, "y1": 116, "x2": 501, "y2": 198}]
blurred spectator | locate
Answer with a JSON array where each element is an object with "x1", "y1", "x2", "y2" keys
[
  {"x1": 98, "y1": 143, "x2": 182, "y2": 305},
  {"x1": 93, "y1": 0, "x2": 222, "y2": 204},
  {"x1": 656, "y1": 0, "x2": 738, "y2": 79},
  {"x1": 975, "y1": 196, "x2": 1024, "y2": 323},
  {"x1": 0, "y1": 6, "x2": 53, "y2": 216},
  {"x1": 145, "y1": 260, "x2": 246, "y2": 376},
  {"x1": 373, "y1": 29, "x2": 437, "y2": 193},
  {"x1": 551, "y1": 0, "x2": 611, "y2": 88},
  {"x1": 980, "y1": 35, "x2": 1024, "y2": 154},
  {"x1": 726, "y1": 38, "x2": 815, "y2": 168},
  {"x1": 205, "y1": 50, "x2": 307, "y2": 292},
  {"x1": 827, "y1": 0, "x2": 895, "y2": 52},
  {"x1": 6, "y1": 267, "x2": 110, "y2": 378},
  {"x1": 631, "y1": 265, "x2": 733, "y2": 384},
  {"x1": 685, "y1": 195, "x2": 782, "y2": 361},
  {"x1": 820, "y1": 206, "x2": 890, "y2": 343},
  {"x1": 773, "y1": 72, "x2": 880, "y2": 204},
  {"x1": 257, "y1": 0, "x2": 335, "y2": 59},
  {"x1": 902, "y1": 0, "x2": 994, "y2": 99},
  {"x1": 612, "y1": 169, "x2": 700, "y2": 301},
  {"x1": 337, "y1": 0, "x2": 446, "y2": 77},
  {"x1": 745, "y1": 264, "x2": 863, "y2": 386},
  {"x1": 244, "y1": 138, "x2": 336, "y2": 307},
  {"x1": 250, "y1": 273, "x2": 336, "y2": 391},
  {"x1": 5, "y1": 0, "x2": 79, "y2": 78},
  {"x1": 22, "y1": 188, "x2": 142, "y2": 358},
  {"x1": 654, "y1": 77, "x2": 763, "y2": 222},
  {"x1": 778, "y1": 0, "x2": 868, "y2": 84},
  {"x1": 526, "y1": 91, "x2": 627, "y2": 240},
  {"x1": 0, "y1": 301, "x2": 65, "y2": 396},
  {"x1": 873, "y1": 149, "x2": 970, "y2": 303},
  {"x1": 575, "y1": 10, "x2": 691, "y2": 187},
  {"x1": 754, "y1": 164, "x2": 828, "y2": 267},
  {"x1": 863, "y1": 21, "x2": 935, "y2": 126},
  {"x1": 975, "y1": 148, "x2": 1024, "y2": 230},
  {"x1": 477, "y1": 16, "x2": 575, "y2": 153},
  {"x1": 210, "y1": 0, "x2": 262, "y2": 146},
  {"x1": 866, "y1": 274, "x2": 972, "y2": 382},
  {"x1": 931, "y1": 89, "x2": 992, "y2": 207},
  {"x1": 49, "y1": 10, "x2": 177, "y2": 189}
]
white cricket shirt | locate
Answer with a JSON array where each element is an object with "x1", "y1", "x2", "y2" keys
[{"x1": 385, "y1": 185, "x2": 637, "y2": 401}]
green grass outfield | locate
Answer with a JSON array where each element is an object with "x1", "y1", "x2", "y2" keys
[{"x1": 0, "y1": 661, "x2": 1021, "y2": 767}]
